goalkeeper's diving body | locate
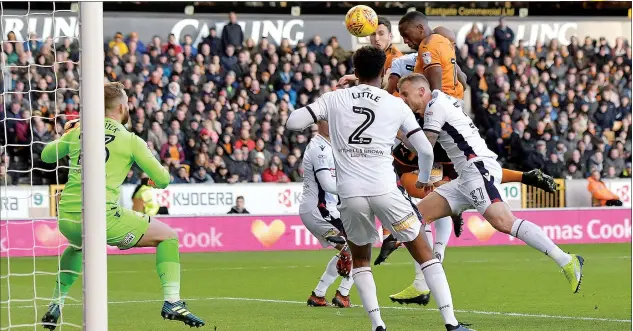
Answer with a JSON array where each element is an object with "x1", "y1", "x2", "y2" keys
[{"x1": 39, "y1": 82, "x2": 205, "y2": 329}]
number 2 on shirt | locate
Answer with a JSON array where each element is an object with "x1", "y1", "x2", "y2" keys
[{"x1": 348, "y1": 106, "x2": 375, "y2": 145}]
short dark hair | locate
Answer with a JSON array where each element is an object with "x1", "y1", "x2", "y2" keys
[
  {"x1": 398, "y1": 11, "x2": 428, "y2": 27},
  {"x1": 237, "y1": 196, "x2": 244, "y2": 201},
  {"x1": 377, "y1": 15, "x2": 391, "y2": 32},
  {"x1": 352, "y1": 46, "x2": 386, "y2": 81}
]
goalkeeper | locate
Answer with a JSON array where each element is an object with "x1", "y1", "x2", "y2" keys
[{"x1": 40, "y1": 82, "x2": 205, "y2": 329}]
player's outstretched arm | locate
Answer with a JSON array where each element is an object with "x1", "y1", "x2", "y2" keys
[
  {"x1": 286, "y1": 108, "x2": 317, "y2": 131},
  {"x1": 287, "y1": 97, "x2": 328, "y2": 131},
  {"x1": 41, "y1": 132, "x2": 74, "y2": 163},
  {"x1": 132, "y1": 136, "x2": 170, "y2": 189}
]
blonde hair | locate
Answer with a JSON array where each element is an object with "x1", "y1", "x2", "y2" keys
[
  {"x1": 104, "y1": 82, "x2": 126, "y2": 113},
  {"x1": 397, "y1": 73, "x2": 430, "y2": 92}
]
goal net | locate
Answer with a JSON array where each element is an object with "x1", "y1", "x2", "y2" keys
[{"x1": 1, "y1": 2, "x2": 106, "y2": 330}]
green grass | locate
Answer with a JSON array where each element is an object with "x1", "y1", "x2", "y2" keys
[{"x1": 1, "y1": 244, "x2": 631, "y2": 330}]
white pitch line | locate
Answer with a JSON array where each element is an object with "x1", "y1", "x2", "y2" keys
[
  {"x1": 1, "y1": 255, "x2": 629, "y2": 275},
  {"x1": 4, "y1": 296, "x2": 630, "y2": 324}
]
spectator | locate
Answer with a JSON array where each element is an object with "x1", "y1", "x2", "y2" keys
[
  {"x1": 587, "y1": 170, "x2": 623, "y2": 206},
  {"x1": 604, "y1": 148, "x2": 626, "y2": 176},
  {"x1": 221, "y1": 12, "x2": 244, "y2": 51},
  {"x1": 172, "y1": 166, "x2": 190, "y2": 184},
  {"x1": 308, "y1": 35, "x2": 325, "y2": 55},
  {"x1": 235, "y1": 128, "x2": 256, "y2": 151},
  {"x1": 262, "y1": 163, "x2": 289, "y2": 183},
  {"x1": 213, "y1": 165, "x2": 231, "y2": 183},
  {"x1": 226, "y1": 149, "x2": 251, "y2": 182},
  {"x1": 108, "y1": 32, "x2": 129, "y2": 56},
  {"x1": 221, "y1": 45, "x2": 238, "y2": 72},
  {"x1": 199, "y1": 28, "x2": 222, "y2": 57},
  {"x1": 493, "y1": 18, "x2": 514, "y2": 56},
  {"x1": 228, "y1": 196, "x2": 249, "y2": 214},
  {"x1": 465, "y1": 24, "x2": 484, "y2": 55},
  {"x1": 160, "y1": 134, "x2": 185, "y2": 166},
  {"x1": 544, "y1": 153, "x2": 565, "y2": 178},
  {"x1": 562, "y1": 162, "x2": 584, "y2": 179},
  {"x1": 192, "y1": 167, "x2": 214, "y2": 183}
]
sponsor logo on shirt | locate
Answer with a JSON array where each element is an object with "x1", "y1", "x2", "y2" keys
[{"x1": 421, "y1": 52, "x2": 432, "y2": 65}]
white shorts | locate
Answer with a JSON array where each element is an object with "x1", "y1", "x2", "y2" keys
[
  {"x1": 435, "y1": 157, "x2": 504, "y2": 215},
  {"x1": 300, "y1": 207, "x2": 341, "y2": 248},
  {"x1": 339, "y1": 188, "x2": 422, "y2": 246}
]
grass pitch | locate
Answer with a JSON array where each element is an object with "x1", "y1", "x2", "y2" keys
[{"x1": 1, "y1": 243, "x2": 631, "y2": 330}]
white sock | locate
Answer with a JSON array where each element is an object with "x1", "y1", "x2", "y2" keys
[
  {"x1": 352, "y1": 267, "x2": 385, "y2": 330},
  {"x1": 412, "y1": 260, "x2": 430, "y2": 292},
  {"x1": 420, "y1": 259, "x2": 459, "y2": 326},
  {"x1": 314, "y1": 255, "x2": 339, "y2": 297},
  {"x1": 511, "y1": 219, "x2": 572, "y2": 267},
  {"x1": 337, "y1": 277, "x2": 354, "y2": 297},
  {"x1": 433, "y1": 216, "x2": 452, "y2": 262},
  {"x1": 423, "y1": 223, "x2": 434, "y2": 249}
]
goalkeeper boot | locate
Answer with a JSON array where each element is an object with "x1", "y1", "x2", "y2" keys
[
  {"x1": 161, "y1": 301, "x2": 205, "y2": 327},
  {"x1": 389, "y1": 285, "x2": 431, "y2": 306},
  {"x1": 522, "y1": 169, "x2": 557, "y2": 193},
  {"x1": 307, "y1": 291, "x2": 329, "y2": 307},
  {"x1": 374, "y1": 234, "x2": 401, "y2": 265},
  {"x1": 451, "y1": 212, "x2": 464, "y2": 238},
  {"x1": 375, "y1": 327, "x2": 386, "y2": 331},
  {"x1": 41, "y1": 303, "x2": 61, "y2": 330},
  {"x1": 561, "y1": 254, "x2": 584, "y2": 293},
  {"x1": 331, "y1": 290, "x2": 351, "y2": 308}
]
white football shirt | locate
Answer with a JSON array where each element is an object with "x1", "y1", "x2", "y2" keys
[
  {"x1": 305, "y1": 84, "x2": 422, "y2": 198},
  {"x1": 299, "y1": 134, "x2": 340, "y2": 218},
  {"x1": 390, "y1": 53, "x2": 417, "y2": 79},
  {"x1": 423, "y1": 90, "x2": 498, "y2": 174}
]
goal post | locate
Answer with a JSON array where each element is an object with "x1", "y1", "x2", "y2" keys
[{"x1": 79, "y1": 2, "x2": 108, "y2": 331}]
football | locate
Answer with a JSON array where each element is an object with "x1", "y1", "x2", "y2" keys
[{"x1": 344, "y1": 5, "x2": 378, "y2": 37}]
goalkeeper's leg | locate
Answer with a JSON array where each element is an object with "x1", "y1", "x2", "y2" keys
[
  {"x1": 132, "y1": 216, "x2": 205, "y2": 327},
  {"x1": 42, "y1": 212, "x2": 83, "y2": 330}
]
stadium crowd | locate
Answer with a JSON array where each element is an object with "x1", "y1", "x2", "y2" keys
[{"x1": 0, "y1": 12, "x2": 631, "y2": 187}]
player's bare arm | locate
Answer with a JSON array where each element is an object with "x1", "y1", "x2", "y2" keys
[
  {"x1": 387, "y1": 74, "x2": 400, "y2": 94},
  {"x1": 424, "y1": 65, "x2": 443, "y2": 92},
  {"x1": 455, "y1": 66, "x2": 467, "y2": 88}
]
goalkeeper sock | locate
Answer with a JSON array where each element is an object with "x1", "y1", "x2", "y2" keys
[
  {"x1": 502, "y1": 169, "x2": 523, "y2": 183},
  {"x1": 156, "y1": 238, "x2": 181, "y2": 303},
  {"x1": 314, "y1": 255, "x2": 339, "y2": 297},
  {"x1": 433, "y1": 216, "x2": 452, "y2": 262},
  {"x1": 337, "y1": 276, "x2": 354, "y2": 297},
  {"x1": 51, "y1": 247, "x2": 82, "y2": 305}
]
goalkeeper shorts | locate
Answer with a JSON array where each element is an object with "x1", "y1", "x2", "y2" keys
[{"x1": 58, "y1": 205, "x2": 151, "y2": 250}]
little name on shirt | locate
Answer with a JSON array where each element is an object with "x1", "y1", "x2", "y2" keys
[{"x1": 352, "y1": 91, "x2": 381, "y2": 103}]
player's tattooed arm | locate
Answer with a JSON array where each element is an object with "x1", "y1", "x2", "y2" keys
[{"x1": 423, "y1": 130, "x2": 439, "y2": 148}]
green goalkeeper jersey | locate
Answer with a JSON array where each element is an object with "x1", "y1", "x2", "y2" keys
[{"x1": 41, "y1": 117, "x2": 170, "y2": 213}]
